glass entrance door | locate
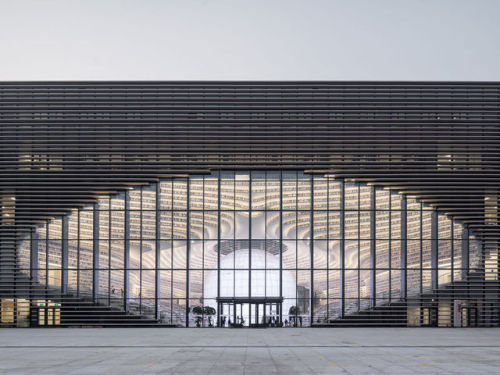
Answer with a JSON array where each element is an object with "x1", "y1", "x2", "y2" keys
[
  {"x1": 217, "y1": 298, "x2": 283, "y2": 327},
  {"x1": 250, "y1": 303, "x2": 263, "y2": 326},
  {"x1": 219, "y1": 302, "x2": 250, "y2": 327},
  {"x1": 256, "y1": 302, "x2": 280, "y2": 327}
]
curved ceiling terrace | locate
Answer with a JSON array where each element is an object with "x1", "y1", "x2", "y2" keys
[{"x1": 1, "y1": 82, "x2": 498, "y2": 243}]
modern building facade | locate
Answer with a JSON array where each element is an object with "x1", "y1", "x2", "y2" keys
[{"x1": 0, "y1": 82, "x2": 498, "y2": 328}]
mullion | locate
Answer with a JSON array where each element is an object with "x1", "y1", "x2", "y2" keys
[
  {"x1": 108, "y1": 197, "x2": 111, "y2": 306},
  {"x1": 295, "y1": 171, "x2": 298, "y2": 324},
  {"x1": 185, "y1": 178, "x2": 190, "y2": 327},
  {"x1": 139, "y1": 187, "x2": 143, "y2": 314},
  {"x1": 326, "y1": 176, "x2": 330, "y2": 320},
  {"x1": 389, "y1": 192, "x2": 392, "y2": 303},
  {"x1": 279, "y1": 170, "x2": 283, "y2": 324},
  {"x1": 77, "y1": 208, "x2": 80, "y2": 298},
  {"x1": 310, "y1": 175, "x2": 314, "y2": 325},
  {"x1": 170, "y1": 181, "x2": 174, "y2": 324},
  {"x1": 45, "y1": 222, "x2": 48, "y2": 301},
  {"x1": 357, "y1": 183, "x2": 361, "y2": 312}
]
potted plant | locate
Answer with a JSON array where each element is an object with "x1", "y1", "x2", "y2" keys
[
  {"x1": 192, "y1": 305, "x2": 204, "y2": 327},
  {"x1": 289, "y1": 305, "x2": 301, "y2": 327},
  {"x1": 203, "y1": 306, "x2": 216, "y2": 327}
]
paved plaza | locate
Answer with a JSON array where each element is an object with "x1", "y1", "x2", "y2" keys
[{"x1": 0, "y1": 328, "x2": 499, "y2": 374}]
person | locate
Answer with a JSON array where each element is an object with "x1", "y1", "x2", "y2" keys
[
  {"x1": 284, "y1": 319, "x2": 288, "y2": 327},
  {"x1": 299, "y1": 316, "x2": 303, "y2": 327}
]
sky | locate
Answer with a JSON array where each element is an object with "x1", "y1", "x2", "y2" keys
[{"x1": 0, "y1": 0, "x2": 499, "y2": 81}]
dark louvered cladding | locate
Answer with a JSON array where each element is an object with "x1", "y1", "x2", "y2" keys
[{"x1": 0, "y1": 81, "x2": 498, "y2": 327}]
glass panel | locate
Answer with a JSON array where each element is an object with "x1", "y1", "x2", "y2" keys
[
  {"x1": 159, "y1": 240, "x2": 172, "y2": 269},
  {"x1": 251, "y1": 211, "x2": 266, "y2": 239},
  {"x1": 344, "y1": 183, "x2": 358, "y2": 210},
  {"x1": 282, "y1": 240, "x2": 296, "y2": 269},
  {"x1": 297, "y1": 240, "x2": 311, "y2": 269},
  {"x1": 18, "y1": 171, "x2": 476, "y2": 328},
  {"x1": 282, "y1": 171, "x2": 297, "y2": 210},
  {"x1": 220, "y1": 211, "x2": 234, "y2": 239},
  {"x1": 190, "y1": 240, "x2": 203, "y2": 269},
  {"x1": 283, "y1": 211, "x2": 296, "y2": 239},
  {"x1": 266, "y1": 212, "x2": 280, "y2": 239},
  {"x1": 313, "y1": 240, "x2": 327, "y2": 269},
  {"x1": 297, "y1": 174, "x2": 311, "y2": 210},
  {"x1": 220, "y1": 171, "x2": 234, "y2": 210},
  {"x1": 345, "y1": 240, "x2": 358, "y2": 269},
  {"x1": 266, "y1": 171, "x2": 281, "y2": 210},
  {"x1": 189, "y1": 178, "x2": 204, "y2": 210}
]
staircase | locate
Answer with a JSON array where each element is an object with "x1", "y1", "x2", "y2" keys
[
  {"x1": 316, "y1": 301, "x2": 408, "y2": 327},
  {"x1": 31, "y1": 293, "x2": 178, "y2": 327},
  {"x1": 55, "y1": 297, "x2": 167, "y2": 327},
  {"x1": 417, "y1": 271, "x2": 500, "y2": 327},
  {"x1": 315, "y1": 271, "x2": 500, "y2": 328},
  {"x1": 6, "y1": 273, "x2": 175, "y2": 327}
]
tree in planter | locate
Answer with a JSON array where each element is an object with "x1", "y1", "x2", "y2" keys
[
  {"x1": 203, "y1": 306, "x2": 216, "y2": 327},
  {"x1": 192, "y1": 306, "x2": 204, "y2": 327},
  {"x1": 289, "y1": 305, "x2": 301, "y2": 315},
  {"x1": 192, "y1": 306, "x2": 204, "y2": 315},
  {"x1": 289, "y1": 305, "x2": 301, "y2": 327}
]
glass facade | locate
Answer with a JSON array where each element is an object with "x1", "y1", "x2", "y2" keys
[{"x1": 16, "y1": 171, "x2": 482, "y2": 327}]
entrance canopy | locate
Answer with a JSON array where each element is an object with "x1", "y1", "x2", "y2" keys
[{"x1": 216, "y1": 297, "x2": 283, "y2": 304}]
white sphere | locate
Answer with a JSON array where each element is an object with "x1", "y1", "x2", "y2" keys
[{"x1": 204, "y1": 247, "x2": 296, "y2": 316}]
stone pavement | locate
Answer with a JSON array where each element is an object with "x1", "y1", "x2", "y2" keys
[{"x1": 0, "y1": 328, "x2": 499, "y2": 374}]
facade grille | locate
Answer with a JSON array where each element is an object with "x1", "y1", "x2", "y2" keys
[{"x1": 0, "y1": 81, "x2": 499, "y2": 327}]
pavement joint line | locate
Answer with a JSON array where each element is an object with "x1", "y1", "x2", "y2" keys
[{"x1": 0, "y1": 345, "x2": 499, "y2": 348}]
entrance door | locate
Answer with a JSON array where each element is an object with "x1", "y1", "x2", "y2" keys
[
  {"x1": 217, "y1": 297, "x2": 283, "y2": 327},
  {"x1": 219, "y1": 303, "x2": 233, "y2": 327},
  {"x1": 421, "y1": 306, "x2": 438, "y2": 327},
  {"x1": 255, "y1": 302, "x2": 281, "y2": 327},
  {"x1": 461, "y1": 306, "x2": 478, "y2": 327},
  {"x1": 218, "y1": 302, "x2": 250, "y2": 327},
  {"x1": 249, "y1": 303, "x2": 266, "y2": 327}
]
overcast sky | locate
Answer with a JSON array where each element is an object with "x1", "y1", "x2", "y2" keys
[{"x1": 1, "y1": 0, "x2": 499, "y2": 81}]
